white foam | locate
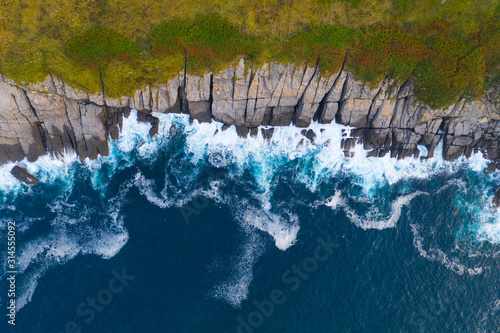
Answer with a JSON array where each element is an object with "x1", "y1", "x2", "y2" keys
[
  {"x1": 0, "y1": 152, "x2": 79, "y2": 196},
  {"x1": 454, "y1": 189, "x2": 500, "y2": 246},
  {"x1": 316, "y1": 190, "x2": 426, "y2": 230},
  {"x1": 0, "y1": 162, "x2": 23, "y2": 194},
  {"x1": 240, "y1": 207, "x2": 299, "y2": 251},
  {"x1": 212, "y1": 230, "x2": 264, "y2": 307},
  {"x1": 133, "y1": 170, "x2": 226, "y2": 210},
  {"x1": 473, "y1": 212, "x2": 500, "y2": 245},
  {"x1": 312, "y1": 190, "x2": 344, "y2": 210},
  {"x1": 1, "y1": 112, "x2": 498, "y2": 311},
  {"x1": 410, "y1": 223, "x2": 483, "y2": 275},
  {"x1": 8, "y1": 184, "x2": 130, "y2": 312}
]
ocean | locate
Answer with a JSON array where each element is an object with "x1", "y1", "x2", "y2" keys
[{"x1": 1, "y1": 111, "x2": 499, "y2": 332}]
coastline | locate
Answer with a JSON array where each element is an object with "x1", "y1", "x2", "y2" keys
[{"x1": 1, "y1": 59, "x2": 499, "y2": 169}]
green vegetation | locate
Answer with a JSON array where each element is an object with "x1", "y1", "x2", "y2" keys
[
  {"x1": 281, "y1": 26, "x2": 356, "y2": 75},
  {"x1": 66, "y1": 28, "x2": 139, "y2": 70},
  {"x1": 150, "y1": 15, "x2": 261, "y2": 73},
  {"x1": 0, "y1": 0, "x2": 498, "y2": 108}
]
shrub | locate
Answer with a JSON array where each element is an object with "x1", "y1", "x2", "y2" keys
[
  {"x1": 65, "y1": 28, "x2": 139, "y2": 70},
  {"x1": 282, "y1": 26, "x2": 357, "y2": 74},
  {"x1": 150, "y1": 14, "x2": 261, "y2": 73}
]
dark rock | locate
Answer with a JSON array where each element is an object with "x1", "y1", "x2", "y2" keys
[
  {"x1": 188, "y1": 101, "x2": 212, "y2": 123},
  {"x1": 379, "y1": 149, "x2": 389, "y2": 157},
  {"x1": 300, "y1": 129, "x2": 316, "y2": 142},
  {"x1": 261, "y1": 128, "x2": 274, "y2": 141},
  {"x1": 270, "y1": 106, "x2": 295, "y2": 126},
  {"x1": 236, "y1": 126, "x2": 249, "y2": 138},
  {"x1": 390, "y1": 129, "x2": 421, "y2": 159},
  {"x1": 222, "y1": 124, "x2": 230, "y2": 131},
  {"x1": 305, "y1": 129, "x2": 316, "y2": 142},
  {"x1": 149, "y1": 117, "x2": 159, "y2": 137},
  {"x1": 123, "y1": 107, "x2": 132, "y2": 119},
  {"x1": 0, "y1": 147, "x2": 9, "y2": 165},
  {"x1": 443, "y1": 134, "x2": 474, "y2": 160},
  {"x1": 487, "y1": 163, "x2": 497, "y2": 173},
  {"x1": 493, "y1": 187, "x2": 500, "y2": 209},
  {"x1": 10, "y1": 166, "x2": 39, "y2": 185},
  {"x1": 137, "y1": 111, "x2": 160, "y2": 138},
  {"x1": 341, "y1": 138, "x2": 357, "y2": 151},
  {"x1": 250, "y1": 127, "x2": 259, "y2": 138},
  {"x1": 105, "y1": 106, "x2": 123, "y2": 140}
]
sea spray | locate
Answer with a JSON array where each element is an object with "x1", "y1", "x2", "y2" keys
[{"x1": 1, "y1": 110, "x2": 499, "y2": 313}]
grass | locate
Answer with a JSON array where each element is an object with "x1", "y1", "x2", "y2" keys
[
  {"x1": 150, "y1": 14, "x2": 262, "y2": 73},
  {"x1": 0, "y1": 0, "x2": 498, "y2": 108}
]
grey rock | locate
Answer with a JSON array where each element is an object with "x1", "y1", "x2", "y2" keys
[{"x1": 10, "y1": 166, "x2": 39, "y2": 185}]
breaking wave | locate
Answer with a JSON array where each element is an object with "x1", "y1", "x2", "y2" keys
[{"x1": 1, "y1": 110, "x2": 500, "y2": 310}]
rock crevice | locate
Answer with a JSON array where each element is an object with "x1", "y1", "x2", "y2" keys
[{"x1": 1, "y1": 60, "x2": 499, "y2": 166}]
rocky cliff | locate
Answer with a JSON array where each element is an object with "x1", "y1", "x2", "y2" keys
[{"x1": 1, "y1": 59, "x2": 499, "y2": 167}]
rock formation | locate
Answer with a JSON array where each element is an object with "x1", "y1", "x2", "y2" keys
[
  {"x1": 1, "y1": 58, "x2": 499, "y2": 166},
  {"x1": 10, "y1": 166, "x2": 39, "y2": 185}
]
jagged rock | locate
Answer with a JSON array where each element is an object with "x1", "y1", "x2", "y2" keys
[
  {"x1": 317, "y1": 71, "x2": 347, "y2": 124},
  {"x1": 443, "y1": 134, "x2": 474, "y2": 160},
  {"x1": 186, "y1": 72, "x2": 212, "y2": 123},
  {"x1": 10, "y1": 166, "x2": 39, "y2": 185},
  {"x1": 418, "y1": 133, "x2": 442, "y2": 158},
  {"x1": 236, "y1": 126, "x2": 249, "y2": 138},
  {"x1": 493, "y1": 187, "x2": 500, "y2": 209},
  {"x1": 301, "y1": 129, "x2": 316, "y2": 142},
  {"x1": 390, "y1": 129, "x2": 421, "y2": 159},
  {"x1": 294, "y1": 68, "x2": 338, "y2": 127},
  {"x1": 152, "y1": 75, "x2": 184, "y2": 114},
  {"x1": 1, "y1": 64, "x2": 500, "y2": 167},
  {"x1": 250, "y1": 127, "x2": 259, "y2": 137},
  {"x1": 212, "y1": 67, "x2": 236, "y2": 124},
  {"x1": 0, "y1": 81, "x2": 46, "y2": 162},
  {"x1": 105, "y1": 96, "x2": 129, "y2": 108},
  {"x1": 261, "y1": 128, "x2": 274, "y2": 141},
  {"x1": 137, "y1": 111, "x2": 159, "y2": 138},
  {"x1": 106, "y1": 106, "x2": 124, "y2": 140},
  {"x1": 269, "y1": 106, "x2": 295, "y2": 126},
  {"x1": 79, "y1": 103, "x2": 108, "y2": 160},
  {"x1": 89, "y1": 92, "x2": 105, "y2": 106},
  {"x1": 351, "y1": 128, "x2": 392, "y2": 152}
]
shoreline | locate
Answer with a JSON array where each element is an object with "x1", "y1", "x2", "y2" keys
[{"x1": 1, "y1": 60, "x2": 499, "y2": 169}]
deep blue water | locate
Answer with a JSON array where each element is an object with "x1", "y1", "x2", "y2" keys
[{"x1": 1, "y1": 112, "x2": 500, "y2": 332}]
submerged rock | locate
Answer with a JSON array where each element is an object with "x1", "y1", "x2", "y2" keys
[
  {"x1": 10, "y1": 166, "x2": 39, "y2": 185},
  {"x1": 493, "y1": 186, "x2": 500, "y2": 209}
]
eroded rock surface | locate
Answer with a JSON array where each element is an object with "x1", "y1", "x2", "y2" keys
[{"x1": 1, "y1": 59, "x2": 500, "y2": 166}]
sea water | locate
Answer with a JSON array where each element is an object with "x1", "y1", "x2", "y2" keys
[{"x1": 0, "y1": 111, "x2": 499, "y2": 332}]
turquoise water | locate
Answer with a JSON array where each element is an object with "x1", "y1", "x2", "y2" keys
[{"x1": 1, "y1": 112, "x2": 499, "y2": 332}]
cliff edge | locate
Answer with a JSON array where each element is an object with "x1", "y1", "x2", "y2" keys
[{"x1": 1, "y1": 59, "x2": 499, "y2": 166}]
